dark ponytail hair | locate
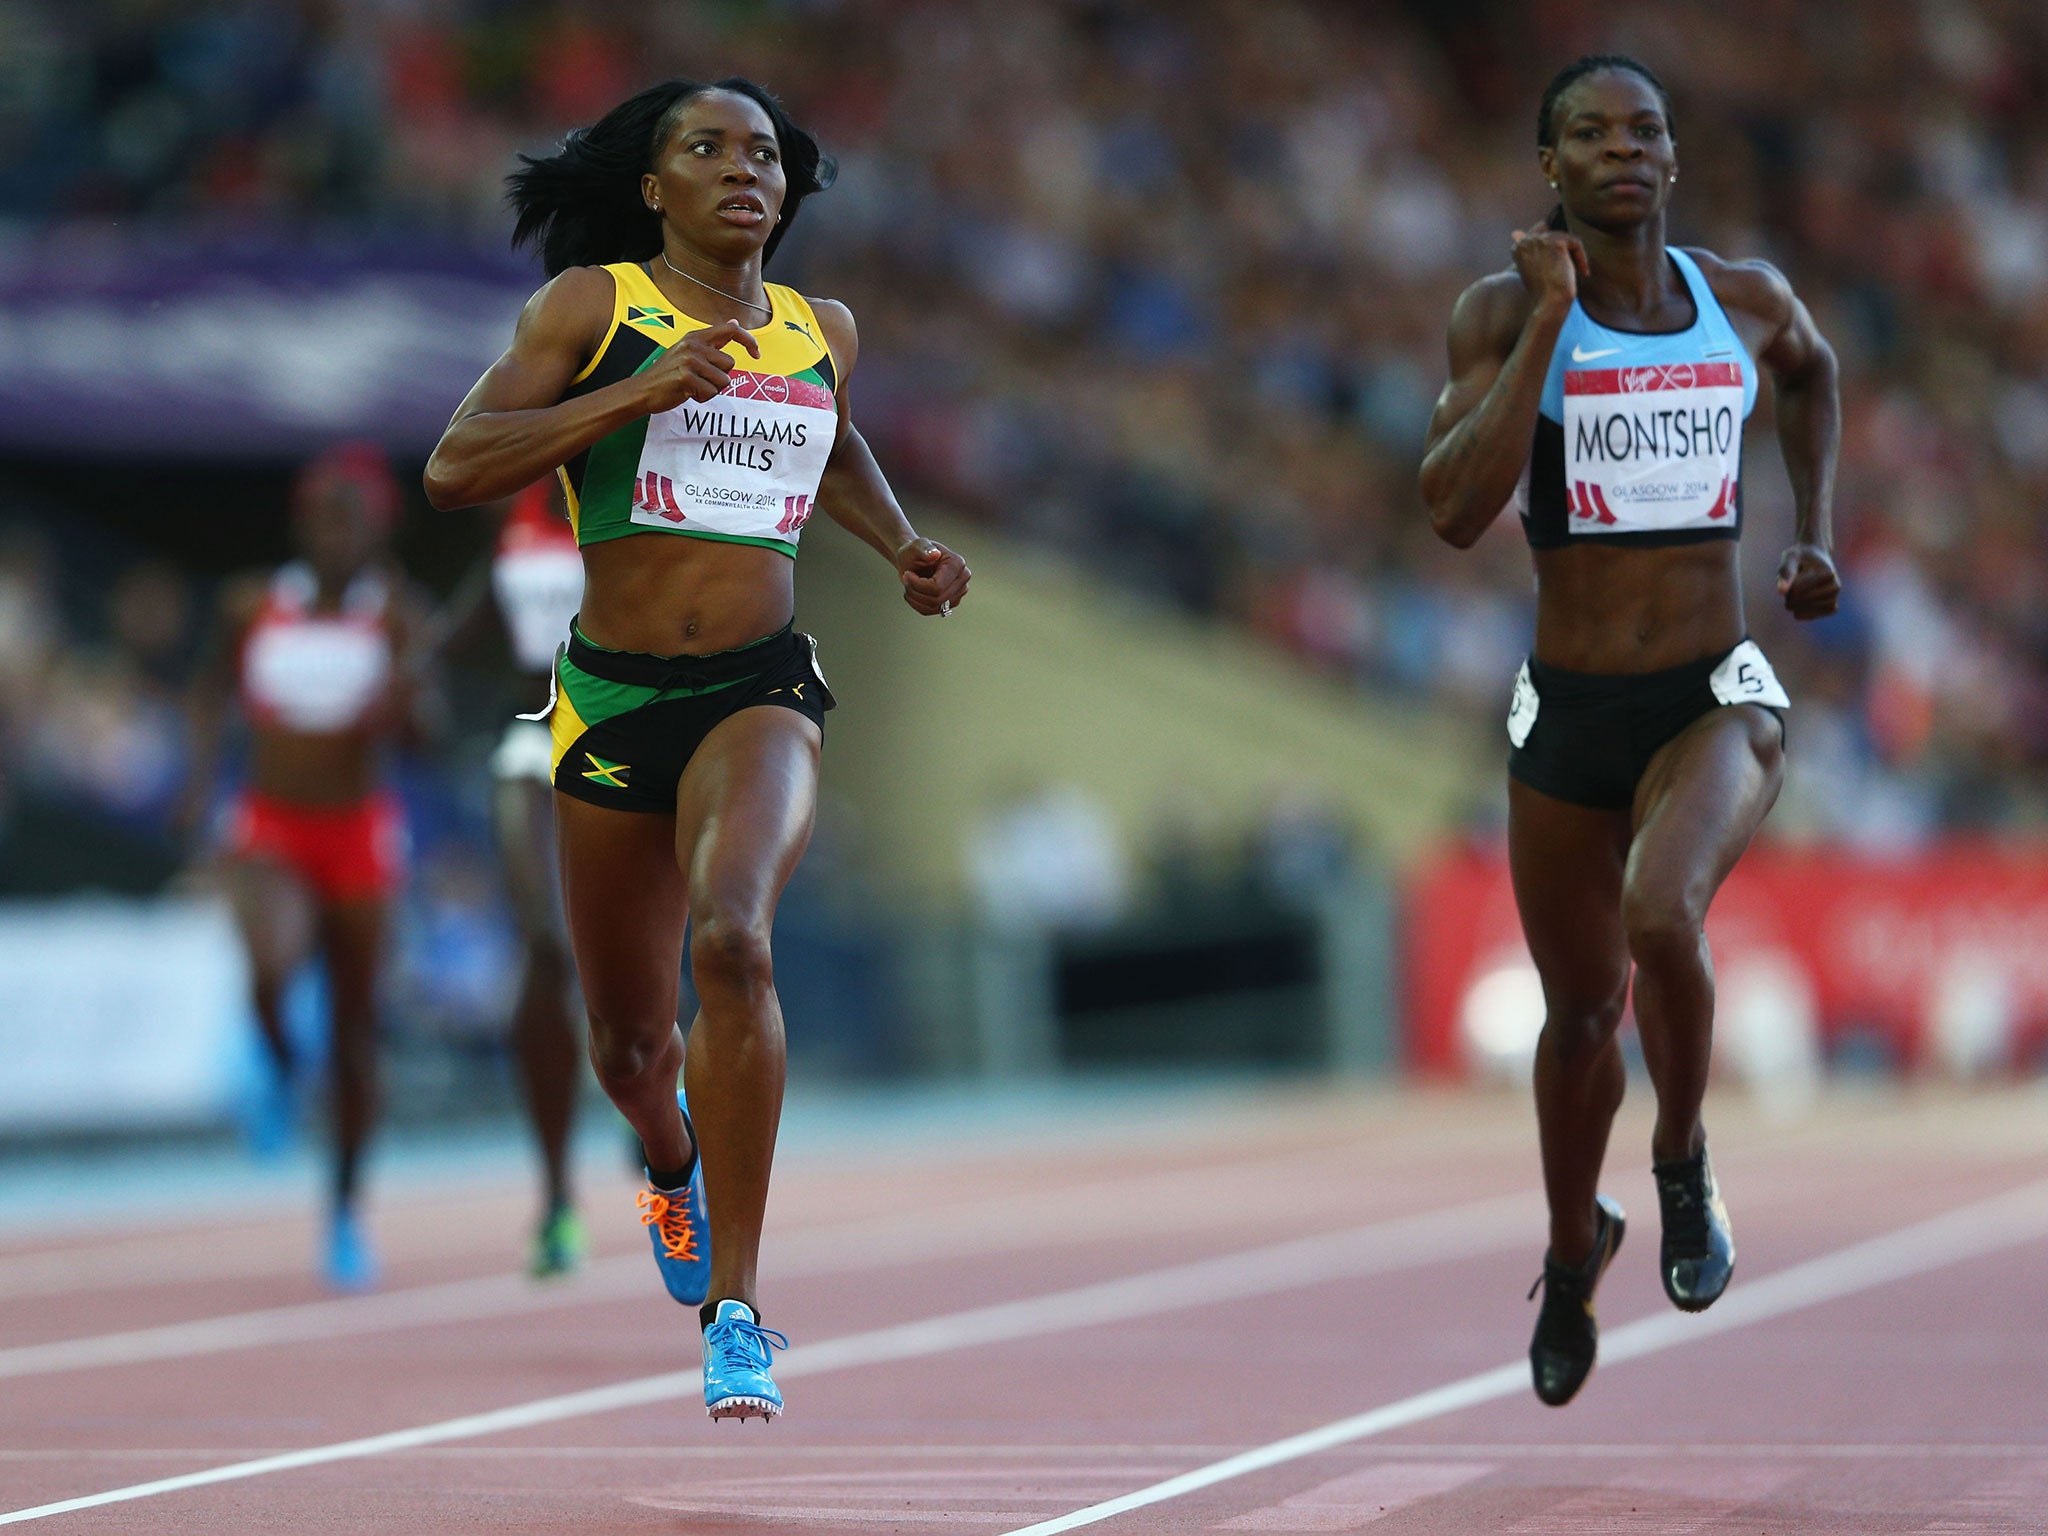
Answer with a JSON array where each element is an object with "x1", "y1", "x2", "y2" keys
[{"x1": 508, "y1": 78, "x2": 837, "y2": 277}]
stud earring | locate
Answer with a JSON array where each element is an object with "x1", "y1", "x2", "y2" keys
[{"x1": 1548, "y1": 181, "x2": 1558, "y2": 189}]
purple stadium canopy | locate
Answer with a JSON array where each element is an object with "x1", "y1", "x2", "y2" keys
[{"x1": 0, "y1": 228, "x2": 544, "y2": 458}]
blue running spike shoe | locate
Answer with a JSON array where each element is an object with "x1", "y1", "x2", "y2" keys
[
  {"x1": 702, "y1": 1299, "x2": 788, "y2": 1421},
  {"x1": 638, "y1": 1090, "x2": 711, "y2": 1306},
  {"x1": 322, "y1": 1207, "x2": 379, "y2": 1293}
]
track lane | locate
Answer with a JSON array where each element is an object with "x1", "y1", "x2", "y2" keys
[{"x1": 7, "y1": 1089, "x2": 2048, "y2": 1532}]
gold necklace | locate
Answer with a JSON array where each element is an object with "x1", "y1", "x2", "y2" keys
[{"x1": 660, "y1": 251, "x2": 771, "y2": 318}]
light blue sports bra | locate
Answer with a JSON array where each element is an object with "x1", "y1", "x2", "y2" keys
[{"x1": 1520, "y1": 249, "x2": 1759, "y2": 550}]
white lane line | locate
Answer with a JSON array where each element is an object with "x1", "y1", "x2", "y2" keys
[
  {"x1": 993, "y1": 1174, "x2": 2048, "y2": 1536},
  {"x1": 0, "y1": 1262, "x2": 644, "y2": 1381},
  {"x1": 0, "y1": 1132, "x2": 1369, "y2": 1299},
  {"x1": 626, "y1": 1464, "x2": 1184, "y2": 1524},
  {"x1": 1339, "y1": 1442, "x2": 2048, "y2": 1460},
  {"x1": 0, "y1": 1444, "x2": 1243, "y2": 1463},
  {"x1": 0, "y1": 1193, "x2": 1535, "y2": 1525},
  {"x1": 0, "y1": 1242, "x2": 329, "y2": 1304},
  {"x1": 6, "y1": 1441, "x2": 2041, "y2": 1463},
  {"x1": 0, "y1": 1139, "x2": 1403, "y2": 1309},
  {"x1": 0, "y1": 1109, "x2": 1859, "y2": 1302},
  {"x1": 0, "y1": 1205, "x2": 557, "y2": 1301},
  {"x1": 0, "y1": 1148, "x2": 1445, "y2": 1379}
]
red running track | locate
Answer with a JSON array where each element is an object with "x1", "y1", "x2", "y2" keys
[{"x1": 3, "y1": 1086, "x2": 2047, "y2": 1532}]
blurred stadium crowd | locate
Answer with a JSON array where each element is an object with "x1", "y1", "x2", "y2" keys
[{"x1": 2, "y1": 0, "x2": 2047, "y2": 872}]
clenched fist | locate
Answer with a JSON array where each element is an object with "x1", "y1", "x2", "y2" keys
[
  {"x1": 637, "y1": 318, "x2": 762, "y2": 413},
  {"x1": 1511, "y1": 224, "x2": 1589, "y2": 312}
]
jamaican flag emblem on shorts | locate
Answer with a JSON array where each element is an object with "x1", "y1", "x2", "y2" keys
[{"x1": 579, "y1": 752, "x2": 632, "y2": 790}]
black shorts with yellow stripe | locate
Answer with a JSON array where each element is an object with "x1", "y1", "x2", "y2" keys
[{"x1": 538, "y1": 621, "x2": 833, "y2": 814}]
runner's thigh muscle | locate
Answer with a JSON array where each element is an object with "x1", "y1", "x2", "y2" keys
[
  {"x1": 555, "y1": 796, "x2": 689, "y2": 1039},
  {"x1": 676, "y1": 708, "x2": 822, "y2": 933},
  {"x1": 1507, "y1": 779, "x2": 1633, "y2": 1030},
  {"x1": 1624, "y1": 705, "x2": 1784, "y2": 932}
]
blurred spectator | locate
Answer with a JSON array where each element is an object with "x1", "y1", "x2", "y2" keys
[
  {"x1": 0, "y1": 526, "x2": 61, "y2": 761},
  {"x1": 968, "y1": 782, "x2": 1131, "y2": 933},
  {"x1": 1, "y1": 0, "x2": 2045, "y2": 839},
  {"x1": 22, "y1": 562, "x2": 193, "y2": 832}
]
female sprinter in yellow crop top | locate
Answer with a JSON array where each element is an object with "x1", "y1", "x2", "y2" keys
[{"x1": 423, "y1": 77, "x2": 970, "y2": 1423}]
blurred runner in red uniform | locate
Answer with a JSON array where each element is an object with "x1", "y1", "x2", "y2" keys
[{"x1": 189, "y1": 443, "x2": 434, "y2": 1290}]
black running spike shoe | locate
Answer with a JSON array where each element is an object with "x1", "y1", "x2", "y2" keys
[
  {"x1": 1654, "y1": 1144, "x2": 1735, "y2": 1312},
  {"x1": 1527, "y1": 1194, "x2": 1626, "y2": 1407}
]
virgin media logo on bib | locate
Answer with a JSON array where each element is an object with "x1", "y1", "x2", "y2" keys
[
  {"x1": 1562, "y1": 360, "x2": 1744, "y2": 535},
  {"x1": 723, "y1": 369, "x2": 833, "y2": 411},
  {"x1": 1568, "y1": 362, "x2": 1741, "y2": 394}
]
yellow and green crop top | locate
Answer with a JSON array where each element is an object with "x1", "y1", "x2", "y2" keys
[{"x1": 558, "y1": 262, "x2": 839, "y2": 556}]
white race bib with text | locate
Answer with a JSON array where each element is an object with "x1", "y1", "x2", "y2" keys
[
  {"x1": 630, "y1": 369, "x2": 838, "y2": 544},
  {"x1": 1562, "y1": 362, "x2": 1743, "y2": 536}
]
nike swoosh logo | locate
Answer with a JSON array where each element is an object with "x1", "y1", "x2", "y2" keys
[{"x1": 1571, "y1": 345, "x2": 1621, "y2": 362}]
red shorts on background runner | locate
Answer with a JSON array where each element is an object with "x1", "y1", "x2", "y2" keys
[{"x1": 226, "y1": 791, "x2": 406, "y2": 903}]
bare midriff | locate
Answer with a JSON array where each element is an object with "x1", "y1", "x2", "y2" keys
[
  {"x1": 247, "y1": 730, "x2": 383, "y2": 806},
  {"x1": 576, "y1": 533, "x2": 796, "y2": 656},
  {"x1": 1530, "y1": 541, "x2": 1745, "y2": 674}
]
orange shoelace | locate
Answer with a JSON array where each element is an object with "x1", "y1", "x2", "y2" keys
[{"x1": 637, "y1": 1185, "x2": 700, "y2": 1262}]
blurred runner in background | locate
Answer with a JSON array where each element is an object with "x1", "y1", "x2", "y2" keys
[
  {"x1": 436, "y1": 477, "x2": 589, "y2": 1277},
  {"x1": 186, "y1": 443, "x2": 437, "y2": 1291}
]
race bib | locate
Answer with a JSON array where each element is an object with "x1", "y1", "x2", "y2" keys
[
  {"x1": 1506, "y1": 661, "x2": 1539, "y2": 748},
  {"x1": 1709, "y1": 640, "x2": 1790, "y2": 710},
  {"x1": 1562, "y1": 362, "x2": 1743, "y2": 535},
  {"x1": 631, "y1": 369, "x2": 837, "y2": 542}
]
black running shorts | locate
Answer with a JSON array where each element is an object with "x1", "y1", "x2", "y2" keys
[
  {"x1": 1505, "y1": 639, "x2": 1787, "y2": 811},
  {"x1": 537, "y1": 622, "x2": 834, "y2": 814}
]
